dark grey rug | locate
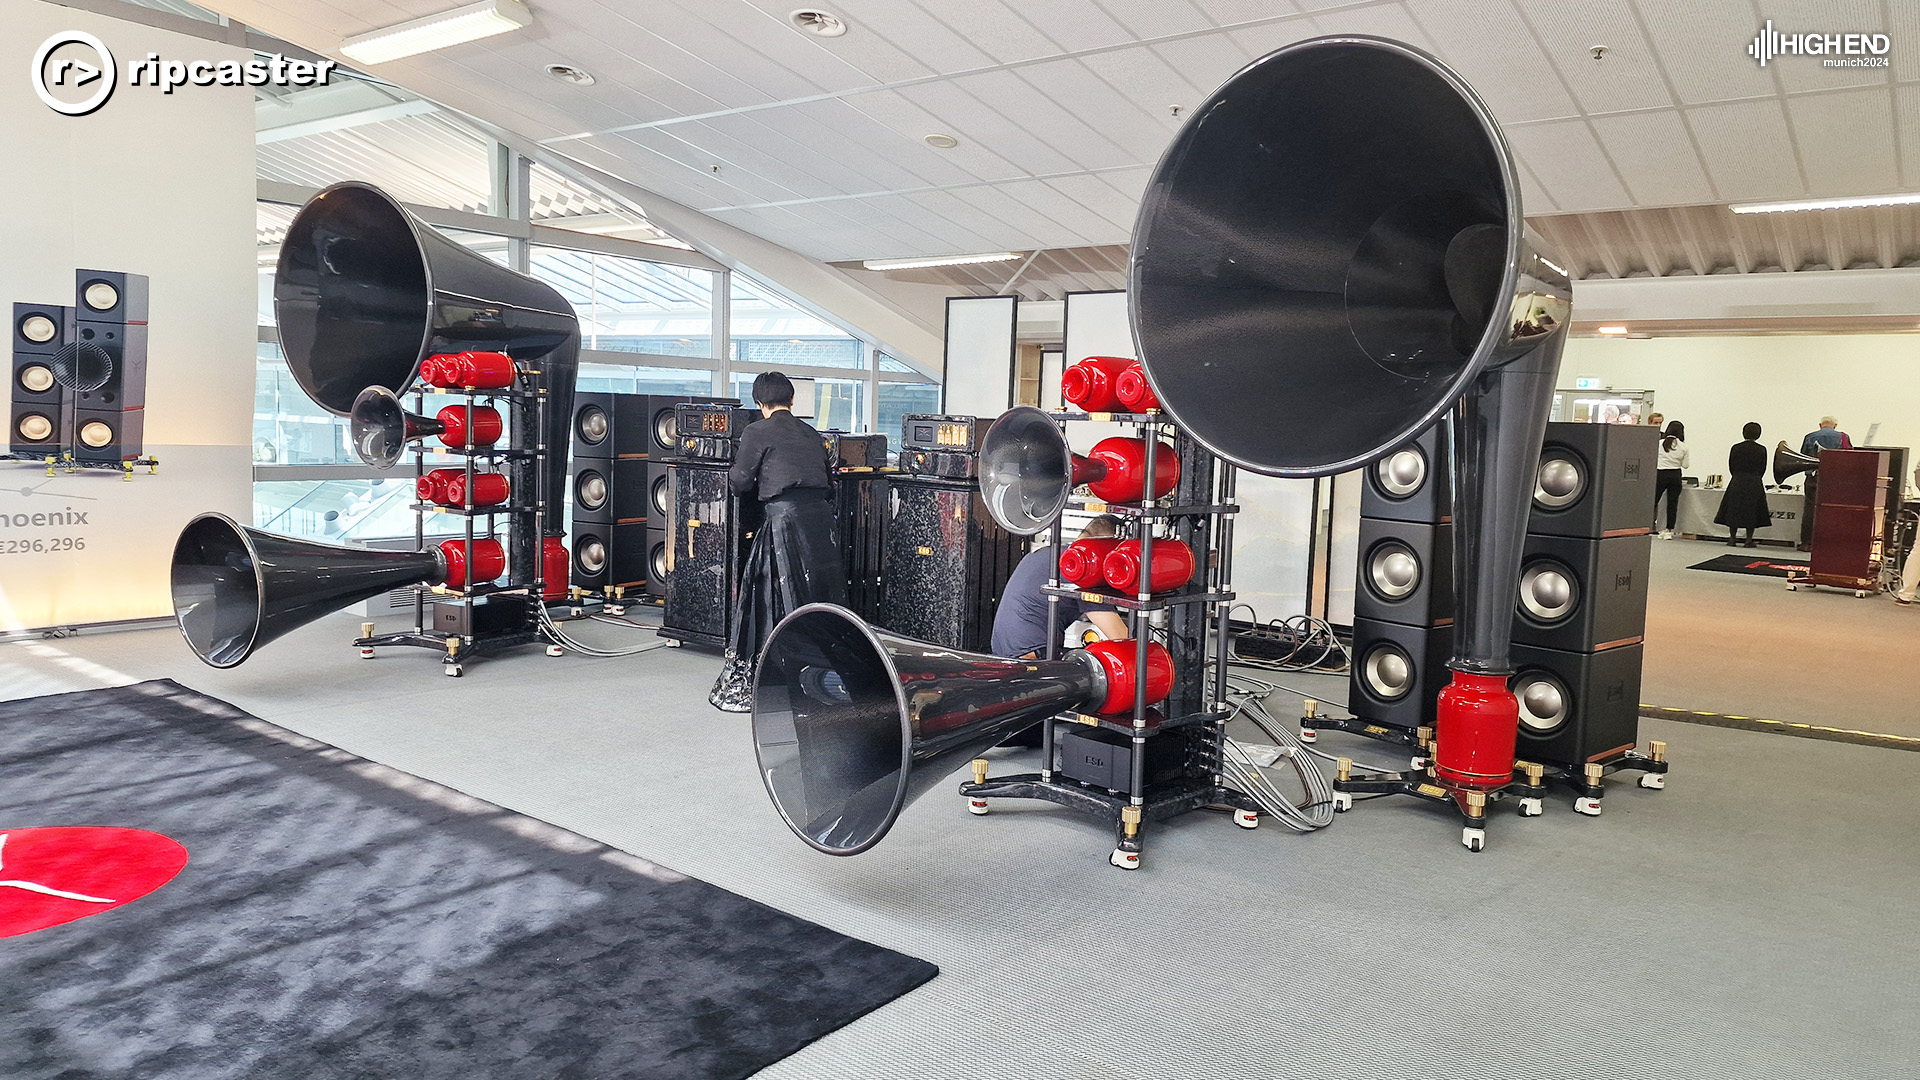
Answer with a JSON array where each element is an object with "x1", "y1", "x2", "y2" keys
[
  {"x1": 1686, "y1": 553, "x2": 1809, "y2": 578},
  {"x1": 0, "y1": 680, "x2": 935, "y2": 1079}
]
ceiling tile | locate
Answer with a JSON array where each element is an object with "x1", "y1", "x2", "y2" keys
[
  {"x1": 1523, "y1": 3, "x2": 1673, "y2": 114},
  {"x1": 1898, "y1": 84, "x2": 1920, "y2": 190},
  {"x1": 1590, "y1": 110, "x2": 1716, "y2": 206},
  {"x1": 1893, "y1": 1, "x2": 1920, "y2": 83},
  {"x1": 1309, "y1": 3, "x2": 1437, "y2": 53},
  {"x1": 1786, "y1": 87, "x2": 1900, "y2": 195},
  {"x1": 1514, "y1": 158, "x2": 1561, "y2": 214},
  {"x1": 778, "y1": 99, "x2": 952, "y2": 190},
  {"x1": 944, "y1": 183, "x2": 1095, "y2": 248},
  {"x1": 1634, "y1": 0, "x2": 1775, "y2": 104},
  {"x1": 1089, "y1": 0, "x2": 1217, "y2": 39},
  {"x1": 1505, "y1": 120, "x2": 1633, "y2": 210},
  {"x1": 1221, "y1": 16, "x2": 1323, "y2": 59},
  {"x1": 1189, "y1": 0, "x2": 1304, "y2": 27},
  {"x1": 946, "y1": 69, "x2": 1139, "y2": 171},
  {"x1": 1042, "y1": 171, "x2": 1147, "y2": 231},
  {"x1": 893, "y1": 80, "x2": 1084, "y2": 176},
  {"x1": 648, "y1": 0, "x2": 879, "y2": 95},
  {"x1": 907, "y1": 0, "x2": 1066, "y2": 63},
  {"x1": 838, "y1": 89, "x2": 1028, "y2": 183},
  {"x1": 1013, "y1": 59, "x2": 1174, "y2": 163},
  {"x1": 994, "y1": 179, "x2": 1131, "y2": 244},
  {"x1": 1000, "y1": 0, "x2": 1140, "y2": 51},
  {"x1": 902, "y1": 189, "x2": 1038, "y2": 250},
  {"x1": 1761, "y1": 0, "x2": 1890, "y2": 94},
  {"x1": 1404, "y1": 0, "x2": 1582, "y2": 124},
  {"x1": 1147, "y1": 34, "x2": 1257, "y2": 101},
  {"x1": 1685, "y1": 98, "x2": 1806, "y2": 202},
  {"x1": 823, "y1": 0, "x2": 1000, "y2": 74},
  {"x1": 731, "y1": 0, "x2": 939, "y2": 81},
  {"x1": 857, "y1": 194, "x2": 1000, "y2": 251},
  {"x1": 1078, "y1": 44, "x2": 1220, "y2": 117}
]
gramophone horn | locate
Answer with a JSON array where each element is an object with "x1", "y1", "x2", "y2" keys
[
  {"x1": 1130, "y1": 36, "x2": 1572, "y2": 788},
  {"x1": 170, "y1": 513, "x2": 448, "y2": 669},
  {"x1": 979, "y1": 405, "x2": 1178, "y2": 535},
  {"x1": 1773, "y1": 441, "x2": 1819, "y2": 486},
  {"x1": 751, "y1": 604, "x2": 1172, "y2": 855},
  {"x1": 350, "y1": 386, "x2": 444, "y2": 469}
]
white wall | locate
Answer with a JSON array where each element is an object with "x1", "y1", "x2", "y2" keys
[
  {"x1": 1560, "y1": 333, "x2": 1920, "y2": 468},
  {"x1": 0, "y1": 1, "x2": 255, "y2": 629}
]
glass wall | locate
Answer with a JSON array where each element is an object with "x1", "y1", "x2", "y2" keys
[
  {"x1": 533, "y1": 245, "x2": 714, "y2": 356},
  {"x1": 730, "y1": 275, "x2": 864, "y2": 369},
  {"x1": 579, "y1": 362, "x2": 716, "y2": 397},
  {"x1": 877, "y1": 380, "x2": 943, "y2": 442},
  {"x1": 728, "y1": 373, "x2": 865, "y2": 432}
]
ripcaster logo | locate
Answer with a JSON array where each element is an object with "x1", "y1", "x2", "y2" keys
[{"x1": 1749, "y1": 20, "x2": 1891, "y2": 67}]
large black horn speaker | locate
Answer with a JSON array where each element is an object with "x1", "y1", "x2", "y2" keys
[
  {"x1": 171, "y1": 513, "x2": 445, "y2": 668},
  {"x1": 1129, "y1": 37, "x2": 1571, "y2": 788},
  {"x1": 1773, "y1": 441, "x2": 1819, "y2": 486},
  {"x1": 751, "y1": 604, "x2": 1170, "y2": 854}
]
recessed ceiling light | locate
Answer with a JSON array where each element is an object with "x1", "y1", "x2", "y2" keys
[
  {"x1": 546, "y1": 63, "x2": 595, "y2": 86},
  {"x1": 1597, "y1": 326, "x2": 1629, "y2": 335},
  {"x1": 340, "y1": 0, "x2": 533, "y2": 64},
  {"x1": 923, "y1": 133, "x2": 959, "y2": 150},
  {"x1": 790, "y1": 9, "x2": 848, "y2": 37},
  {"x1": 863, "y1": 252, "x2": 1023, "y2": 271},
  {"x1": 1730, "y1": 192, "x2": 1920, "y2": 214}
]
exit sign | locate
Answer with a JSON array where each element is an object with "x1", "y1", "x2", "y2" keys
[{"x1": 1574, "y1": 377, "x2": 1604, "y2": 390}]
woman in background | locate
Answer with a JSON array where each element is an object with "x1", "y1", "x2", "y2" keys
[
  {"x1": 1714, "y1": 422, "x2": 1770, "y2": 547},
  {"x1": 1654, "y1": 421, "x2": 1689, "y2": 539}
]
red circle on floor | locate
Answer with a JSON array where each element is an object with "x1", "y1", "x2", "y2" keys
[{"x1": 0, "y1": 827, "x2": 189, "y2": 938}]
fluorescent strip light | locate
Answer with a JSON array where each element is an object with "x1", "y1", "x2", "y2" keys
[
  {"x1": 340, "y1": 0, "x2": 534, "y2": 64},
  {"x1": 1596, "y1": 326, "x2": 1629, "y2": 335},
  {"x1": 862, "y1": 252, "x2": 1023, "y2": 271},
  {"x1": 1730, "y1": 192, "x2": 1920, "y2": 214}
]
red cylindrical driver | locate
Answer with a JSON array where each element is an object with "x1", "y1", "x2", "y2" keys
[
  {"x1": 431, "y1": 350, "x2": 515, "y2": 389},
  {"x1": 437, "y1": 537, "x2": 505, "y2": 588},
  {"x1": 541, "y1": 537, "x2": 569, "y2": 599},
  {"x1": 1114, "y1": 364, "x2": 1158, "y2": 412},
  {"x1": 1102, "y1": 537, "x2": 1195, "y2": 594},
  {"x1": 440, "y1": 471, "x2": 510, "y2": 507},
  {"x1": 1057, "y1": 537, "x2": 1121, "y2": 588},
  {"x1": 419, "y1": 355, "x2": 453, "y2": 387},
  {"x1": 1060, "y1": 356, "x2": 1134, "y2": 412},
  {"x1": 1433, "y1": 670, "x2": 1521, "y2": 788},
  {"x1": 416, "y1": 468, "x2": 464, "y2": 504},
  {"x1": 1084, "y1": 640, "x2": 1174, "y2": 714},
  {"x1": 436, "y1": 404, "x2": 503, "y2": 449},
  {"x1": 1084, "y1": 437, "x2": 1179, "y2": 503}
]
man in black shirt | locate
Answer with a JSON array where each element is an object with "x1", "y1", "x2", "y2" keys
[
  {"x1": 709, "y1": 372, "x2": 848, "y2": 712},
  {"x1": 990, "y1": 515, "x2": 1129, "y2": 659}
]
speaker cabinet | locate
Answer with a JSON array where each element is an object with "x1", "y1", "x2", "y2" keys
[
  {"x1": 1347, "y1": 617, "x2": 1452, "y2": 730},
  {"x1": 611, "y1": 458, "x2": 650, "y2": 523},
  {"x1": 833, "y1": 470, "x2": 889, "y2": 623},
  {"x1": 67, "y1": 270, "x2": 148, "y2": 463},
  {"x1": 1511, "y1": 532, "x2": 1651, "y2": 652},
  {"x1": 662, "y1": 462, "x2": 754, "y2": 647},
  {"x1": 1354, "y1": 518, "x2": 1453, "y2": 627},
  {"x1": 572, "y1": 393, "x2": 612, "y2": 458},
  {"x1": 1510, "y1": 642, "x2": 1643, "y2": 768},
  {"x1": 70, "y1": 407, "x2": 144, "y2": 462},
  {"x1": 1361, "y1": 420, "x2": 1450, "y2": 523},
  {"x1": 571, "y1": 521, "x2": 611, "y2": 589},
  {"x1": 877, "y1": 478, "x2": 1023, "y2": 653},
  {"x1": 1529, "y1": 422, "x2": 1659, "y2": 538},
  {"x1": 12, "y1": 302, "x2": 70, "y2": 456}
]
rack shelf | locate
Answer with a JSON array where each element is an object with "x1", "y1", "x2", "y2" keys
[
  {"x1": 1042, "y1": 582, "x2": 1235, "y2": 612},
  {"x1": 1068, "y1": 499, "x2": 1241, "y2": 518}
]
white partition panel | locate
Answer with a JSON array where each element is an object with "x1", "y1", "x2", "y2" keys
[
  {"x1": 1231, "y1": 473, "x2": 1316, "y2": 624},
  {"x1": 1061, "y1": 291, "x2": 1132, "y2": 453},
  {"x1": 941, "y1": 296, "x2": 1017, "y2": 421},
  {"x1": 1325, "y1": 470, "x2": 1364, "y2": 626}
]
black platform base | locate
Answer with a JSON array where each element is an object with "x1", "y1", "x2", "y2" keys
[{"x1": 958, "y1": 767, "x2": 1262, "y2": 870}]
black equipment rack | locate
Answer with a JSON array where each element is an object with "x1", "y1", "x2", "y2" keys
[{"x1": 958, "y1": 408, "x2": 1264, "y2": 869}]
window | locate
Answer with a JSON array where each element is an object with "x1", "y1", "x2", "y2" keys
[
  {"x1": 730, "y1": 276, "x2": 864, "y2": 370},
  {"x1": 729, "y1": 373, "x2": 865, "y2": 432},
  {"x1": 532, "y1": 246, "x2": 714, "y2": 356},
  {"x1": 877, "y1": 381, "x2": 942, "y2": 442},
  {"x1": 578, "y1": 362, "x2": 717, "y2": 397},
  {"x1": 253, "y1": 478, "x2": 468, "y2": 541}
]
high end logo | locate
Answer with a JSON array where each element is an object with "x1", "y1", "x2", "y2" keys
[
  {"x1": 0, "y1": 827, "x2": 188, "y2": 937},
  {"x1": 33, "y1": 30, "x2": 336, "y2": 116},
  {"x1": 1748, "y1": 20, "x2": 1891, "y2": 67}
]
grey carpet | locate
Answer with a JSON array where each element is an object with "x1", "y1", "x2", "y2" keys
[
  {"x1": 3, "y1": 561, "x2": 1919, "y2": 1078},
  {"x1": 0, "y1": 680, "x2": 935, "y2": 1080}
]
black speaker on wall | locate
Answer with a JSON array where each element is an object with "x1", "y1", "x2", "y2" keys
[
  {"x1": 1511, "y1": 532, "x2": 1652, "y2": 652},
  {"x1": 1529, "y1": 422, "x2": 1659, "y2": 538},
  {"x1": 11, "y1": 302, "x2": 70, "y2": 457},
  {"x1": 1348, "y1": 618, "x2": 1453, "y2": 731},
  {"x1": 1510, "y1": 642, "x2": 1644, "y2": 766},
  {"x1": 66, "y1": 269, "x2": 149, "y2": 464},
  {"x1": 1354, "y1": 517, "x2": 1454, "y2": 628},
  {"x1": 1360, "y1": 419, "x2": 1450, "y2": 523}
]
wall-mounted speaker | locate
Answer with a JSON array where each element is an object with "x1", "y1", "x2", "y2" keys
[
  {"x1": 1360, "y1": 420, "x2": 1450, "y2": 523},
  {"x1": 1347, "y1": 617, "x2": 1452, "y2": 730},
  {"x1": 1354, "y1": 517, "x2": 1453, "y2": 628},
  {"x1": 1511, "y1": 532, "x2": 1651, "y2": 652},
  {"x1": 67, "y1": 269, "x2": 148, "y2": 464},
  {"x1": 1529, "y1": 422, "x2": 1659, "y2": 538},
  {"x1": 1510, "y1": 642, "x2": 1643, "y2": 768},
  {"x1": 12, "y1": 303, "x2": 70, "y2": 456}
]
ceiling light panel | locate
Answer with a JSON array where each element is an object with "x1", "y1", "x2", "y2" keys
[
  {"x1": 863, "y1": 252, "x2": 1023, "y2": 271},
  {"x1": 1730, "y1": 192, "x2": 1920, "y2": 214},
  {"x1": 340, "y1": 0, "x2": 534, "y2": 65}
]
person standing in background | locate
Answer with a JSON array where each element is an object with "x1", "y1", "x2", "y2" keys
[
  {"x1": 1646, "y1": 411, "x2": 1664, "y2": 430},
  {"x1": 1795, "y1": 416, "x2": 1851, "y2": 550},
  {"x1": 1654, "y1": 421, "x2": 1689, "y2": 539},
  {"x1": 1714, "y1": 422, "x2": 1770, "y2": 547}
]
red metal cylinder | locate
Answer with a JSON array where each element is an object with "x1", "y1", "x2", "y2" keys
[
  {"x1": 440, "y1": 471, "x2": 510, "y2": 507},
  {"x1": 1115, "y1": 364, "x2": 1159, "y2": 412},
  {"x1": 542, "y1": 537, "x2": 569, "y2": 599},
  {"x1": 419, "y1": 355, "x2": 453, "y2": 387},
  {"x1": 1084, "y1": 640, "x2": 1174, "y2": 714},
  {"x1": 1061, "y1": 356, "x2": 1134, "y2": 412},
  {"x1": 1057, "y1": 536, "x2": 1121, "y2": 588},
  {"x1": 440, "y1": 350, "x2": 515, "y2": 389},
  {"x1": 1085, "y1": 437, "x2": 1179, "y2": 503},
  {"x1": 1434, "y1": 670, "x2": 1521, "y2": 788},
  {"x1": 416, "y1": 468, "x2": 464, "y2": 504},
  {"x1": 437, "y1": 537, "x2": 505, "y2": 588},
  {"x1": 1102, "y1": 537, "x2": 1195, "y2": 594},
  {"x1": 435, "y1": 404, "x2": 503, "y2": 449}
]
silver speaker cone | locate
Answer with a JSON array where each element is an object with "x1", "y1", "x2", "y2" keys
[
  {"x1": 17, "y1": 413, "x2": 53, "y2": 442},
  {"x1": 83, "y1": 280, "x2": 119, "y2": 312},
  {"x1": 654, "y1": 408, "x2": 679, "y2": 449},
  {"x1": 1367, "y1": 542, "x2": 1421, "y2": 600},
  {"x1": 577, "y1": 538, "x2": 607, "y2": 574},
  {"x1": 1519, "y1": 561, "x2": 1576, "y2": 622},
  {"x1": 79, "y1": 420, "x2": 114, "y2": 448},
  {"x1": 1376, "y1": 448, "x2": 1426, "y2": 497},
  {"x1": 1513, "y1": 671, "x2": 1569, "y2": 733},
  {"x1": 19, "y1": 313, "x2": 58, "y2": 344},
  {"x1": 650, "y1": 542, "x2": 669, "y2": 580},
  {"x1": 18, "y1": 363, "x2": 55, "y2": 394},
  {"x1": 651, "y1": 474, "x2": 671, "y2": 516},
  {"x1": 576, "y1": 471, "x2": 608, "y2": 510},
  {"x1": 577, "y1": 405, "x2": 608, "y2": 445},
  {"x1": 1362, "y1": 643, "x2": 1413, "y2": 701},
  {"x1": 1534, "y1": 454, "x2": 1584, "y2": 510}
]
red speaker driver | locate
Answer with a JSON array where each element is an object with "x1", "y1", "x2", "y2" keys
[
  {"x1": 1057, "y1": 536, "x2": 1121, "y2": 588},
  {"x1": 1060, "y1": 356, "x2": 1134, "y2": 412},
  {"x1": 1084, "y1": 640, "x2": 1174, "y2": 714},
  {"x1": 1114, "y1": 363, "x2": 1159, "y2": 412},
  {"x1": 542, "y1": 537, "x2": 569, "y2": 599},
  {"x1": 440, "y1": 471, "x2": 510, "y2": 508},
  {"x1": 1102, "y1": 537, "x2": 1194, "y2": 594},
  {"x1": 1084, "y1": 437, "x2": 1179, "y2": 503},
  {"x1": 437, "y1": 538, "x2": 505, "y2": 588},
  {"x1": 435, "y1": 404, "x2": 503, "y2": 449}
]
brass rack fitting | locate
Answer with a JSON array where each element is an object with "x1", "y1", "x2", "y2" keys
[
  {"x1": 1464, "y1": 789, "x2": 1487, "y2": 818},
  {"x1": 1303, "y1": 699, "x2": 1318, "y2": 718},
  {"x1": 1525, "y1": 762, "x2": 1544, "y2": 787},
  {"x1": 446, "y1": 636, "x2": 462, "y2": 655},
  {"x1": 1121, "y1": 804, "x2": 1141, "y2": 838},
  {"x1": 970, "y1": 758, "x2": 989, "y2": 785},
  {"x1": 1584, "y1": 763, "x2": 1605, "y2": 786},
  {"x1": 361, "y1": 622, "x2": 376, "y2": 639},
  {"x1": 1649, "y1": 740, "x2": 1667, "y2": 763},
  {"x1": 1336, "y1": 757, "x2": 1352, "y2": 783}
]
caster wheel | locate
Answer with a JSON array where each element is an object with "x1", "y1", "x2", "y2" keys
[
  {"x1": 1785, "y1": 583, "x2": 1798, "y2": 591},
  {"x1": 967, "y1": 798, "x2": 989, "y2": 816},
  {"x1": 359, "y1": 648, "x2": 375, "y2": 659},
  {"x1": 664, "y1": 639, "x2": 682, "y2": 648},
  {"x1": 1234, "y1": 809, "x2": 1258, "y2": 830},
  {"x1": 546, "y1": 644, "x2": 565, "y2": 657},
  {"x1": 444, "y1": 664, "x2": 463, "y2": 678},
  {"x1": 1110, "y1": 848, "x2": 1140, "y2": 870},
  {"x1": 1518, "y1": 797, "x2": 1543, "y2": 817},
  {"x1": 1410, "y1": 756, "x2": 1430, "y2": 771},
  {"x1": 1332, "y1": 791, "x2": 1353, "y2": 813},
  {"x1": 607, "y1": 605, "x2": 626, "y2": 617},
  {"x1": 1573, "y1": 796, "x2": 1602, "y2": 816},
  {"x1": 1462, "y1": 828, "x2": 1486, "y2": 852},
  {"x1": 1299, "y1": 727, "x2": 1317, "y2": 743},
  {"x1": 1639, "y1": 773, "x2": 1666, "y2": 790},
  {"x1": 1856, "y1": 590, "x2": 1869, "y2": 598}
]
